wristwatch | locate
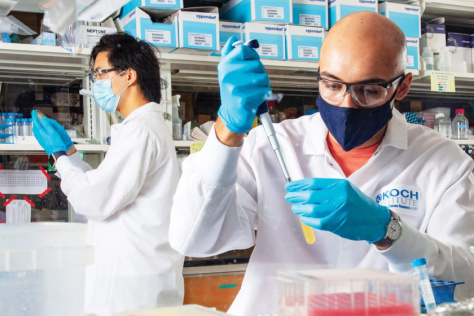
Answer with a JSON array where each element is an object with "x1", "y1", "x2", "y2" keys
[
  {"x1": 48, "y1": 151, "x2": 67, "y2": 168},
  {"x1": 373, "y1": 210, "x2": 402, "y2": 248}
]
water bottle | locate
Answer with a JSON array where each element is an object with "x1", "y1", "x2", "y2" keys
[
  {"x1": 452, "y1": 109, "x2": 469, "y2": 139},
  {"x1": 434, "y1": 113, "x2": 451, "y2": 138}
]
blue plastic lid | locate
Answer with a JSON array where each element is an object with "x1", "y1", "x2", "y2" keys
[
  {"x1": 16, "y1": 113, "x2": 23, "y2": 117},
  {"x1": 412, "y1": 257, "x2": 427, "y2": 267},
  {"x1": 7, "y1": 112, "x2": 15, "y2": 116},
  {"x1": 21, "y1": 118, "x2": 28, "y2": 122}
]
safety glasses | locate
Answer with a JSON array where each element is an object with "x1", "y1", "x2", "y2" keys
[
  {"x1": 317, "y1": 73, "x2": 406, "y2": 108},
  {"x1": 89, "y1": 68, "x2": 122, "y2": 83}
]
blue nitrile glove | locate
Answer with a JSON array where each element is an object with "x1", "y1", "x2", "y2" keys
[
  {"x1": 285, "y1": 178, "x2": 391, "y2": 243},
  {"x1": 217, "y1": 36, "x2": 271, "y2": 134},
  {"x1": 32, "y1": 110, "x2": 73, "y2": 156}
]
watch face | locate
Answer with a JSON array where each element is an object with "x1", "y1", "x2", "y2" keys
[{"x1": 387, "y1": 220, "x2": 402, "y2": 241}]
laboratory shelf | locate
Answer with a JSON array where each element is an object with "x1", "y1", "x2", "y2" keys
[{"x1": 421, "y1": 0, "x2": 474, "y2": 25}]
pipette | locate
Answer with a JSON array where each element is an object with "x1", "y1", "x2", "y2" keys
[{"x1": 235, "y1": 39, "x2": 316, "y2": 244}]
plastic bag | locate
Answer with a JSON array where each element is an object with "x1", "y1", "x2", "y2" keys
[
  {"x1": 41, "y1": 0, "x2": 130, "y2": 34},
  {"x1": 39, "y1": 0, "x2": 77, "y2": 35},
  {"x1": 0, "y1": 0, "x2": 18, "y2": 16},
  {"x1": 0, "y1": 15, "x2": 36, "y2": 35}
]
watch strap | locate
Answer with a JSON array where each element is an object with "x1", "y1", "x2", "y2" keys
[{"x1": 49, "y1": 150, "x2": 67, "y2": 167}]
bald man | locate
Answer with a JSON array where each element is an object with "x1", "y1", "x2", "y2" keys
[{"x1": 170, "y1": 12, "x2": 474, "y2": 315}]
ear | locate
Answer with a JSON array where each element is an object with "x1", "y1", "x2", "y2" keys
[
  {"x1": 394, "y1": 72, "x2": 413, "y2": 101},
  {"x1": 125, "y1": 68, "x2": 138, "y2": 86}
]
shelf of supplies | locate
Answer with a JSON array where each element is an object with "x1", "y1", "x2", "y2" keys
[
  {"x1": 421, "y1": 0, "x2": 474, "y2": 25},
  {"x1": 411, "y1": 71, "x2": 474, "y2": 97},
  {"x1": 0, "y1": 143, "x2": 109, "y2": 153},
  {"x1": 0, "y1": 43, "x2": 90, "y2": 85}
]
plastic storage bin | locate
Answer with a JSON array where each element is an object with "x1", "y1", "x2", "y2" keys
[
  {"x1": 0, "y1": 223, "x2": 94, "y2": 316},
  {"x1": 278, "y1": 268, "x2": 420, "y2": 316}
]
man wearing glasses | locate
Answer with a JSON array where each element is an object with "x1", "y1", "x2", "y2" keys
[
  {"x1": 170, "y1": 12, "x2": 474, "y2": 315},
  {"x1": 32, "y1": 33, "x2": 184, "y2": 315}
]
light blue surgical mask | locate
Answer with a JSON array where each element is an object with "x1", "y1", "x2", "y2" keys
[{"x1": 92, "y1": 71, "x2": 130, "y2": 113}]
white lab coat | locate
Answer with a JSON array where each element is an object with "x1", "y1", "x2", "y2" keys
[
  {"x1": 56, "y1": 103, "x2": 184, "y2": 315},
  {"x1": 170, "y1": 109, "x2": 474, "y2": 316}
]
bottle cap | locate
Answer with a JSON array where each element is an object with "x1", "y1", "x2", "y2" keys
[
  {"x1": 456, "y1": 109, "x2": 465, "y2": 115},
  {"x1": 412, "y1": 257, "x2": 427, "y2": 268},
  {"x1": 267, "y1": 100, "x2": 276, "y2": 107},
  {"x1": 435, "y1": 113, "x2": 444, "y2": 119}
]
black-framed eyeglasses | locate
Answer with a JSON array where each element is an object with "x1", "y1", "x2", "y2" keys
[
  {"x1": 316, "y1": 73, "x2": 406, "y2": 108},
  {"x1": 89, "y1": 68, "x2": 122, "y2": 82}
]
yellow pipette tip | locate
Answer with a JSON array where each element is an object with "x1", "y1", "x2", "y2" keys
[{"x1": 300, "y1": 220, "x2": 316, "y2": 244}]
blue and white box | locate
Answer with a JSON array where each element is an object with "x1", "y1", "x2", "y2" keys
[
  {"x1": 220, "y1": 0, "x2": 292, "y2": 24},
  {"x1": 379, "y1": 2, "x2": 420, "y2": 39},
  {"x1": 212, "y1": 21, "x2": 243, "y2": 56},
  {"x1": 293, "y1": 0, "x2": 328, "y2": 29},
  {"x1": 329, "y1": 0, "x2": 377, "y2": 28},
  {"x1": 120, "y1": 0, "x2": 183, "y2": 18},
  {"x1": 243, "y1": 22, "x2": 286, "y2": 60},
  {"x1": 173, "y1": 7, "x2": 219, "y2": 54},
  {"x1": 285, "y1": 25, "x2": 324, "y2": 61},
  {"x1": 421, "y1": 23, "x2": 446, "y2": 53},
  {"x1": 121, "y1": 8, "x2": 178, "y2": 52},
  {"x1": 447, "y1": 33, "x2": 472, "y2": 73},
  {"x1": 405, "y1": 37, "x2": 419, "y2": 70}
]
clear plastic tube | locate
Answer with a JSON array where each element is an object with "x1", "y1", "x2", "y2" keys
[{"x1": 412, "y1": 258, "x2": 436, "y2": 312}]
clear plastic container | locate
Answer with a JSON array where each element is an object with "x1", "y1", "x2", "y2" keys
[
  {"x1": 435, "y1": 113, "x2": 452, "y2": 138},
  {"x1": 422, "y1": 46, "x2": 434, "y2": 70},
  {"x1": 0, "y1": 223, "x2": 94, "y2": 316},
  {"x1": 452, "y1": 109, "x2": 469, "y2": 140},
  {"x1": 278, "y1": 268, "x2": 420, "y2": 316}
]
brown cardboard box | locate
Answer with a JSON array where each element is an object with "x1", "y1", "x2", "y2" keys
[
  {"x1": 410, "y1": 101, "x2": 422, "y2": 112},
  {"x1": 197, "y1": 115, "x2": 211, "y2": 125}
]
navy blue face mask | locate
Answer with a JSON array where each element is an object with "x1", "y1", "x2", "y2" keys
[{"x1": 317, "y1": 95, "x2": 394, "y2": 152}]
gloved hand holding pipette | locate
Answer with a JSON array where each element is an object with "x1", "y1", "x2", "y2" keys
[{"x1": 217, "y1": 37, "x2": 271, "y2": 134}]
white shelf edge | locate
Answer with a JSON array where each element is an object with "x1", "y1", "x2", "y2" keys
[
  {"x1": 416, "y1": 70, "x2": 474, "y2": 80},
  {"x1": 0, "y1": 144, "x2": 109, "y2": 152},
  {"x1": 174, "y1": 141, "x2": 203, "y2": 148},
  {"x1": 453, "y1": 140, "x2": 474, "y2": 146}
]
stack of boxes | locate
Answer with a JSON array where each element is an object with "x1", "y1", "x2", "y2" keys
[
  {"x1": 379, "y1": 1, "x2": 421, "y2": 71},
  {"x1": 118, "y1": 0, "x2": 425, "y2": 68},
  {"x1": 120, "y1": 0, "x2": 219, "y2": 54}
]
